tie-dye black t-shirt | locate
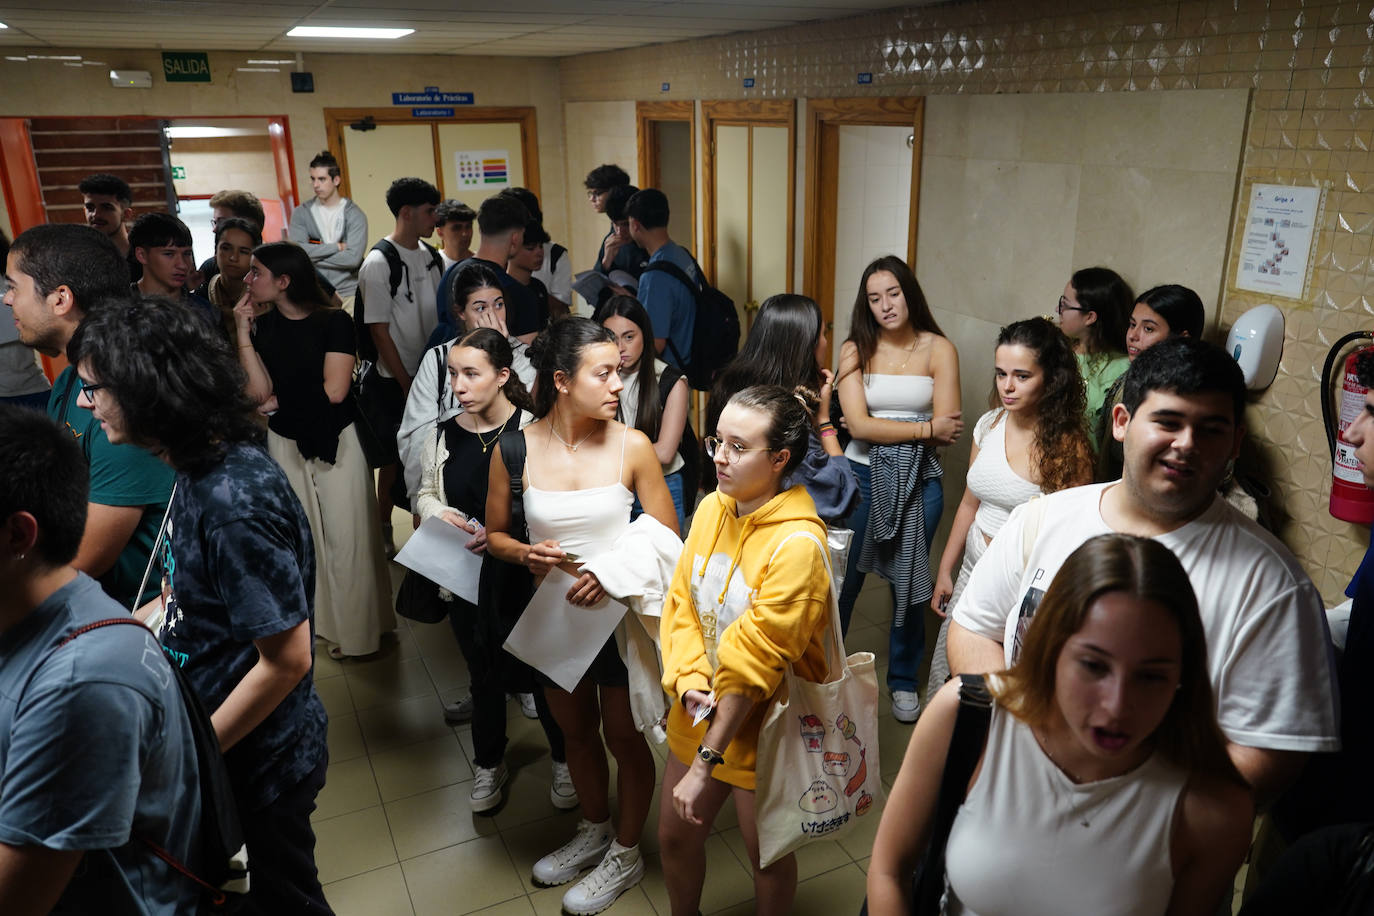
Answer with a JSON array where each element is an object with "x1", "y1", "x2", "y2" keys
[{"x1": 158, "y1": 441, "x2": 327, "y2": 811}]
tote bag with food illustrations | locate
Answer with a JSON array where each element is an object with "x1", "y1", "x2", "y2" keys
[{"x1": 754, "y1": 531, "x2": 882, "y2": 867}]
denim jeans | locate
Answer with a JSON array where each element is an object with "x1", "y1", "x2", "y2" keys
[
  {"x1": 838, "y1": 458, "x2": 944, "y2": 693},
  {"x1": 631, "y1": 468, "x2": 686, "y2": 533}
]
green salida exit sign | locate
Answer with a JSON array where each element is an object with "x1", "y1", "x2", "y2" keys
[{"x1": 162, "y1": 52, "x2": 210, "y2": 83}]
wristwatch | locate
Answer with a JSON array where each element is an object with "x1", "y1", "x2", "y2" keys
[{"x1": 696, "y1": 743, "x2": 725, "y2": 766}]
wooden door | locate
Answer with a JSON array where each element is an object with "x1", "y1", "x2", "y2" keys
[
  {"x1": 702, "y1": 100, "x2": 796, "y2": 338},
  {"x1": 803, "y1": 98, "x2": 924, "y2": 366},
  {"x1": 636, "y1": 101, "x2": 696, "y2": 256}
]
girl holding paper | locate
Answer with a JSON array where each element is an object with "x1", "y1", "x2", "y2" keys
[
  {"x1": 413, "y1": 327, "x2": 574, "y2": 815},
  {"x1": 485, "y1": 317, "x2": 676, "y2": 916},
  {"x1": 658, "y1": 385, "x2": 834, "y2": 916}
]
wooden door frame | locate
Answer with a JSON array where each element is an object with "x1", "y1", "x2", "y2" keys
[
  {"x1": 802, "y1": 97, "x2": 924, "y2": 358},
  {"x1": 635, "y1": 100, "x2": 696, "y2": 248},
  {"x1": 701, "y1": 99, "x2": 796, "y2": 291},
  {"x1": 323, "y1": 107, "x2": 540, "y2": 201}
]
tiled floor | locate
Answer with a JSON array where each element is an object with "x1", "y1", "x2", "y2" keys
[{"x1": 309, "y1": 519, "x2": 910, "y2": 915}]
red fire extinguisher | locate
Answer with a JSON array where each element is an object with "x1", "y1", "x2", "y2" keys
[{"x1": 1324, "y1": 331, "x2": 1374, "y2": 522}]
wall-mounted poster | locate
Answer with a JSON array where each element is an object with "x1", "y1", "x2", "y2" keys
[
  {"x1": 1235, "y1": 183, "x2": 1324, "y2": 300},
  {"x1": 455, "y1": 149, "x2": 510, "y2": 190}
]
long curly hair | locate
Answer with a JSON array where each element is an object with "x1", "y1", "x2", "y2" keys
[{"x1": 996, "y1": 317, "x2": 1092, "y2": 493}]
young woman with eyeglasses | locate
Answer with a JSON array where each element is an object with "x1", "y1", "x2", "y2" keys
[
  {"x1": 234, "y1": 241, "x2": 394, "y2": 660},
  {"x1": 659, "y1": 385, "x2": 834, "y2": 916},
  {"x1": 1057, "y1": 267, "x2": 1133, "y2": 437},
  {"x1": 485, "y1": 316, "x2": 677, "y2": 915},
  {"x1": 836, "y1": 255, "x2": 962, "y2": 723}
]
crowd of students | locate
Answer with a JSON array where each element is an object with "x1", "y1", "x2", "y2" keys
[{"x1": 0, "y1": 156, "x2": 1368, "y2": 916}]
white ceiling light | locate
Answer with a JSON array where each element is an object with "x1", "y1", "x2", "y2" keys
[
  {"x1": 5, "y1": 56, "x2": 25, "y2": 62},
  {"x1": 0, "y1": 22, "x2": 8, "y2": 29},
  {"x1": 286, "y1": 26, "x2": 412, "y2": 39},
  {"x1": 28, "y1": 54, "x2": 81, "y2": 60},
  {"x1": 165, "y1": 126, "x2": 263, "y2": 138},
  {"x1": 237, "y1": 67, "x2": 280, "y2": 72},
  {"x1": 247, "y1": 59, "x2": 295, "y2": 64}
]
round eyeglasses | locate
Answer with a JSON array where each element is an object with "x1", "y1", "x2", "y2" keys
[{"x1": 704, "y1": 436, "x2": 773, "y2": 465}]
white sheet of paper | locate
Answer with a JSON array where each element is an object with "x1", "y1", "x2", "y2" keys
[
  {"x1": 392, "y1": 516, "x2": 484, "y2": 604},
  {"x1": 504, "y1": 567, "x2": 629, "y2": 692}
]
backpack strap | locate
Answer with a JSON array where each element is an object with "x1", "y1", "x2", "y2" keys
[
  {"x1": 372, "y1": 238, "x2": 404, "y2": 301},
  {"x1": 913, "y1": 673, "x2": 993, "y2": 913},
  {"x1": 420, "y1": 239, "x2": 444, "y2": 276},
  {"x1": 641, "y1": 259, "x2": 702, "y2": 301},
  {"x1": 498, "y1": 427, "x2": 528, "y2": 541},
  {"x1": 57, "y1": 616, "x2": 150, "y2": 648},
  {"x1": 657, "y1": 363, "x2": 684, "y2": 407}
]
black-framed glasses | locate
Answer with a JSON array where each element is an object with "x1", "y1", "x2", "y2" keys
[
  {"x1": 1057, "y1": 296, "x2": 1087, "y2": 316},
  {"x1": 704, "y1": 436, "x2": 773, "y2": 465},
  {"x1": 77, "y1": 378, "x2": 108, "y2": 398}
]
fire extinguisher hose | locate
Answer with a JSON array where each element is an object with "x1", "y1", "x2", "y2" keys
[{"x1": 1323, "y1": 330, "x2": 1374, "y2": 461}]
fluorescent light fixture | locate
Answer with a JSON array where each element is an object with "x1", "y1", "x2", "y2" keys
[
  {"x1": 63, "y1": 62, "x2": 82, "y2": 67},
  {"x1": 0, "y1": 22, "x2": 8, "y2": 29},
  {"x1": 28, "y1": 54, "x2": 81, "y2": 60},
  {"x1": 286, "y1": 26, "x2": 412, "y2": 39},
  {"x1": 82, "y1": 60, "x2": 106, "y2": 66},
  {"x1": 237, "y1": 67, "x2": 280, "y2": 72},
  {"x1": 5, "y1": 56, "x2": 26, "y2": 62},
  {"x1": 247, "y1": 58, "x2": 295, "y2": 64}
]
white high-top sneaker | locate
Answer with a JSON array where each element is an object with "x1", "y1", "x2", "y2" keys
[
  {"x1": 561, "y1": 841, "x2": 645, "y2": 915},
  {"x1": 530, "y1": 818, "x2": 614, "y2": 886}
]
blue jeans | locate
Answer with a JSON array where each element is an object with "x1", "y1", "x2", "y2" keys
[
  {"x1": 839, "y1": 458, "x2": 943, "y2": 693},
  {"x1": 631, "y1": 468, "x2": 686, "y2": 533}
]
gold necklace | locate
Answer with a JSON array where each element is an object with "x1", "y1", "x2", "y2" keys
[
  {"x1": 549, "y1": 412, "x2": 596, "y2": 452},
  {"x1": 472, "y1": 409, "x2": 514, "y2": 454}
]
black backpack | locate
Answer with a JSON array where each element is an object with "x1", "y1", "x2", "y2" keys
[
  {"x1": 354, "y1": 238, "x2": 444, "y2": 362},
  {"x1": 57, "y1": 618, "x2": 249, "y2": 913},
  {"x1": 641, "y1": 254, "x2": 740, "y2": 391}
]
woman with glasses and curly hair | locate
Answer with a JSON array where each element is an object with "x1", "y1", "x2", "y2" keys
[{"x1": 926, "y1": 317, "x2": 1093, "y2": 695}]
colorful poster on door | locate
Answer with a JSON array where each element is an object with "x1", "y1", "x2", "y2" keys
[{"x1": 455, "y1": 149, "x2": 510, "y2": 190}]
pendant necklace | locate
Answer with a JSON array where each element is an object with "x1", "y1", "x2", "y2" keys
[
  {"x1": 549, "y1": 412, "x2": 596, "y2": 452},
  {"x1": 473, "y1": 409, "x2": 514, "y2": 454}
]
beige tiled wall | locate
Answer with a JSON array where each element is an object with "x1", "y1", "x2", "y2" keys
[{"x1": 558, "y1": 0, "x2": 1374, "y2": 604}]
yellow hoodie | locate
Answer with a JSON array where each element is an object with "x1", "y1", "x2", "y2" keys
[{"x1": 660, "y1": 484, "x2": 833, "y2": 789}]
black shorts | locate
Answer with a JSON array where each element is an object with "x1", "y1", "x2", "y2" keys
[{"x1": 534, "y1": 636, "x2": 629, "y2": 691}]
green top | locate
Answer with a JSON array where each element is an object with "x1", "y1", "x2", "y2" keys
[
  {"x1": 48, "y1": 367, "x2": 174, "y2": 608},
  {"x1": 1077, "y1": 351, "x2": 1130, "y2": 454}
]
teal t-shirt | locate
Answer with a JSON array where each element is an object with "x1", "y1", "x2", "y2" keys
[{"x1": 47, "y1": 367, "x2": 174, "y2": 608}]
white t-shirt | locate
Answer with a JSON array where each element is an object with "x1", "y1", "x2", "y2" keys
[
  {"x1": 315, "y1": 197, "x2": 348, "y2": 244},
  {"x1": 952, "y1": 482, "x2": 1340, "y2": 752},
  {"x1": 356, "y1": 239, "x2": 440, "y2": 380},
  {"x1": 533, "y1": 241, "x2": 572, "y2": 306}
]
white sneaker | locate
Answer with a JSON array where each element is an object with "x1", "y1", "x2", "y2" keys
[
  {"x1": 519, "y1": 692, "x2": 539, "y2": 719},
  {"x1": 892, "y1": 690, "x2": 921, "y2": 723},
  {"x1": 531, "y1": 818, "x2": 614, "y2": 886},
  {"x1": 561, "y1": 842, "x2": 645, "y2": 915},
  {"x1": 443, "y1": 694, "x2": 474, "y2": 725},
  {"x1": 469, "y1": 764, "x2": 507, "y2": 813},
  {"x1": 549, "y1": 760, "x2": 579, "y2": 810}
]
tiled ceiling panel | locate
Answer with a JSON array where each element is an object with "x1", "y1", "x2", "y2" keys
[{"x1": 0, "y1": 0, "x2": 930, "y2": 57}]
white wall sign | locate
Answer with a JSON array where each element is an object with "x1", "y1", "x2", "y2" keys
[
  {"x1": 1235, "y1": 183, "x2": 1323, "y2": 300},
  {"x1": 454, "y1": 149, "x2": 510, "y2": 190}
]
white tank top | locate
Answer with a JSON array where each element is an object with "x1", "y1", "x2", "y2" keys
[
  {"x1": 524, "y1": 426, "x2": 634, "y2": 560},
  {"x1": 966, "y1": 410, "x2": 1042, "y2": 540},
  {"x1": 944, "y1": 702, "x2": 1184, "y2": 916},
  {"x1": 843, "y1": 373, "x2": 935, "y2": 465}
]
